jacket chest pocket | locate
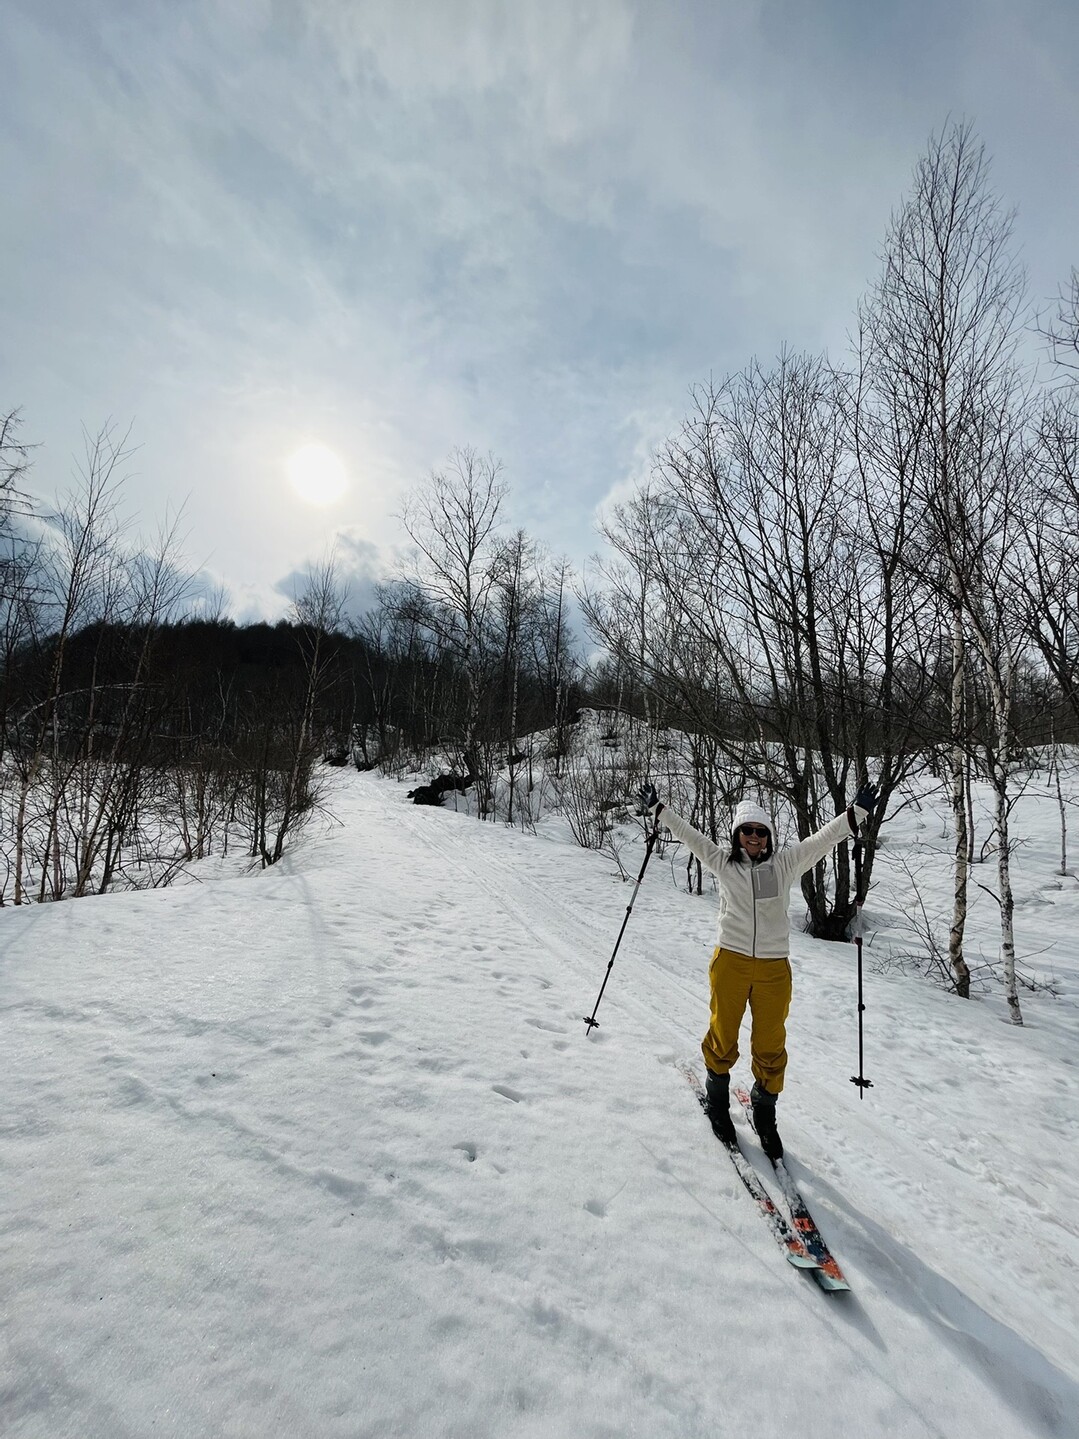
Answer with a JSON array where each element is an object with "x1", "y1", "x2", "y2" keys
[{"x1": 753, "y1": 865, "x2": 780, "y2": 901}]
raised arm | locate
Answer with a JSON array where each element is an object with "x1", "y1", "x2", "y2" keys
[
  {"x1": 637, "y1": 782, "x2": 730, "y2": 878},
  {"x1": 779, "y1": 782, "x2": 878, "y2": 879}
]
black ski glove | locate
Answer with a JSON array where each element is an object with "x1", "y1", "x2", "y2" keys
[
  {"x1": 853, "y1": 780, "x2": 878, "y2": 817},
  {"x1": 637, "y1": 781, "x2": 663, "y2": 818}
]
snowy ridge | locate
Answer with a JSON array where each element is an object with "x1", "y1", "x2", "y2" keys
[{"x1": 2, "y1": 769, "x2": 1079, "y2": 1438}]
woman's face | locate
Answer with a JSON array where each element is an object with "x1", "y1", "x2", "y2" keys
[{"x1": 738, "y1": 823, "x2": 770, "y2": 859}]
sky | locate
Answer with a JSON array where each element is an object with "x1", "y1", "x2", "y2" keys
[{"x1": 3, "y1": 0, "x2": 1078, "y2": 621}]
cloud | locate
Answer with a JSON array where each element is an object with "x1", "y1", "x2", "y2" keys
[
  {"x1": 271, "y1": 526, "x2": 387, "y2": 625},
  {"x1": 4, "y1": 0, "x2": 1078, "y2": 629}
]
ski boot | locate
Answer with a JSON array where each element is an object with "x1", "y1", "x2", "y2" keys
[
  {"x1": 750, "y1": 1080, "x2": 783, "y2": 1161},
  {"x1": 705, "y1": 1070, "x2": 736, "y2": 1146}
]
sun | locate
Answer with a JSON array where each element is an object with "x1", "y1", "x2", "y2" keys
[{"x1": 285, "y1": 443, "x2": 349, "y2": 505}]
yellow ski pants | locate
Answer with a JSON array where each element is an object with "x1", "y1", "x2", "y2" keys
[{"x1": 701, "y1": 946, "x2": 792, "y2": 1095}]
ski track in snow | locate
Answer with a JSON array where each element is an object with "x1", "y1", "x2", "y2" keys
[{"x1": 1, "y1": 770, "x2": 1078, "y2": 1438}]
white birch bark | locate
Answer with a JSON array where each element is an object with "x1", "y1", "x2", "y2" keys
[
  {"x1": 948, "y1": 603, "x2": 972, "y2": 997},
  {"x1": 994, "y1": 758, "x2": 1023, "y2": 1026},
  {"x1": 1053, "y1": 746, "x2": 1068, "y2": 876}
]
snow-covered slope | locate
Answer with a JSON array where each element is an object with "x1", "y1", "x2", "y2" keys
[{"x1": 3, "y1": 770, "x2": 1078, "y2": 1439}]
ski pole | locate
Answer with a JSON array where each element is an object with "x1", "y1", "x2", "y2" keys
[
  {"x1": 583, "y1": 812, "x2": 661, "y2": 1034},
  {"x1": 849, "y1": 925, "x2": 873, "y2": 1098}
]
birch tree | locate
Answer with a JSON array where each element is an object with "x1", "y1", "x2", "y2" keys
[
  {"x1": 955, "y1": 405, "x2": 1032, "y2": 1023},
  {"x1": 857, "y1": 121, "x2": 1027, "y2": 996}
]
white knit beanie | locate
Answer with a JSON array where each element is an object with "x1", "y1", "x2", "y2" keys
[{"x1": 731, "y1": 801, "x2": 773, "y2": 843}]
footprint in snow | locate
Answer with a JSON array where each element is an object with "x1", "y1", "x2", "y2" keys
[{"x1": 113, "y1": 1075, "x2": 153, "y2": 1108}]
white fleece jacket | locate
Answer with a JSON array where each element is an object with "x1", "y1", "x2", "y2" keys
[{"x1": 659, "y1": 806, "x2": 864, "y2": 959}]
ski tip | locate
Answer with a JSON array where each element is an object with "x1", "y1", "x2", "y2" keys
[{"x1": 813, "y1": 1271, "x2": 852, "y2": 1293}]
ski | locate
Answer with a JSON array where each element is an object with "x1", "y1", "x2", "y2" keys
[
  {"x1": 733, "y1": 1084, "x2": 851, "y2": 1293},
  {"x1": 680, "y1": 1065, "x2": 820, "y2": 1275}
]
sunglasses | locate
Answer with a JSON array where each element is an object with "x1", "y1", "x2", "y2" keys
[{"x1": 739, "y1": 825, "x2": 770, "y2": 838}]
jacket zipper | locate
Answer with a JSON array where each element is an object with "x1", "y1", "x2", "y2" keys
[{"x1": 750, "y1": 863, "x2": 757, "y2": 957}]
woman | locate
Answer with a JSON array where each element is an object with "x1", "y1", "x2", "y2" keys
[{"x1": 637, "y1": 781, "x2": 877, "y2": 1159}]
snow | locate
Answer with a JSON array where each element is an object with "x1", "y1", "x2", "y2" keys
[{"x1": 3, "y1": 768, "x2": 1079, "y2": 1438}]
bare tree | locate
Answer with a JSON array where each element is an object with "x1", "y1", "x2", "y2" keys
[
  {"x1": 0, "y1": 410, "x2": 34, "y2": 538},
  {"x1": 9, "y1": 424, "x2": 131, "y2": 902},
  {"x1": 956, "y1": 407, "x2": 1033, "y2": 1024},
  {"x1": 1041, "y1": 268, "x2": 1079, "y2": 374},
  {"x1": 352, "y1": 583, "x2": 412, "y2": 770},
  {"x1": 534, "y1": 555, "x2": 577, "y2": 768},
  {"x1": 400, "y1": 447, "x2": 508, "y2": 809},
  {"x1": 495, "y1": 528, "x2": 529, "y2": 825},
  {"x1": 0, "y1": 424, "x2": 207, "y2": 901},
  {"x1": 858, "y1": 120, "x2": 1027, "y2": 996},
  {"x1": 586, "y1": 353, "x2": 906, "y2": 939},
  {"x1": 263, "y1": 556, "x2": 347, "y2": 865},
  {"x1": 1022, "y1": 392, "x2": 1079, "y2": 734},
  {"x1": 68, "y1": 512, "x2": 193, "y2": 895}
]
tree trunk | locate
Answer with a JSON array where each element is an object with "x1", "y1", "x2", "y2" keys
[
  {"x1": 1053, "y1": 744, "x2": 1068, "y2": 876},
  {"x1": 948, "y1": 606, "x2": 972, "y2": 997},
  {"x1": 994, "y1": 760, "x2": 1023, "y2": 1026}
]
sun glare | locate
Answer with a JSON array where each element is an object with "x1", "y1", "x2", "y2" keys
[{"x1": 285, "y1": 443, "x2": 349, "y2": 506}]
